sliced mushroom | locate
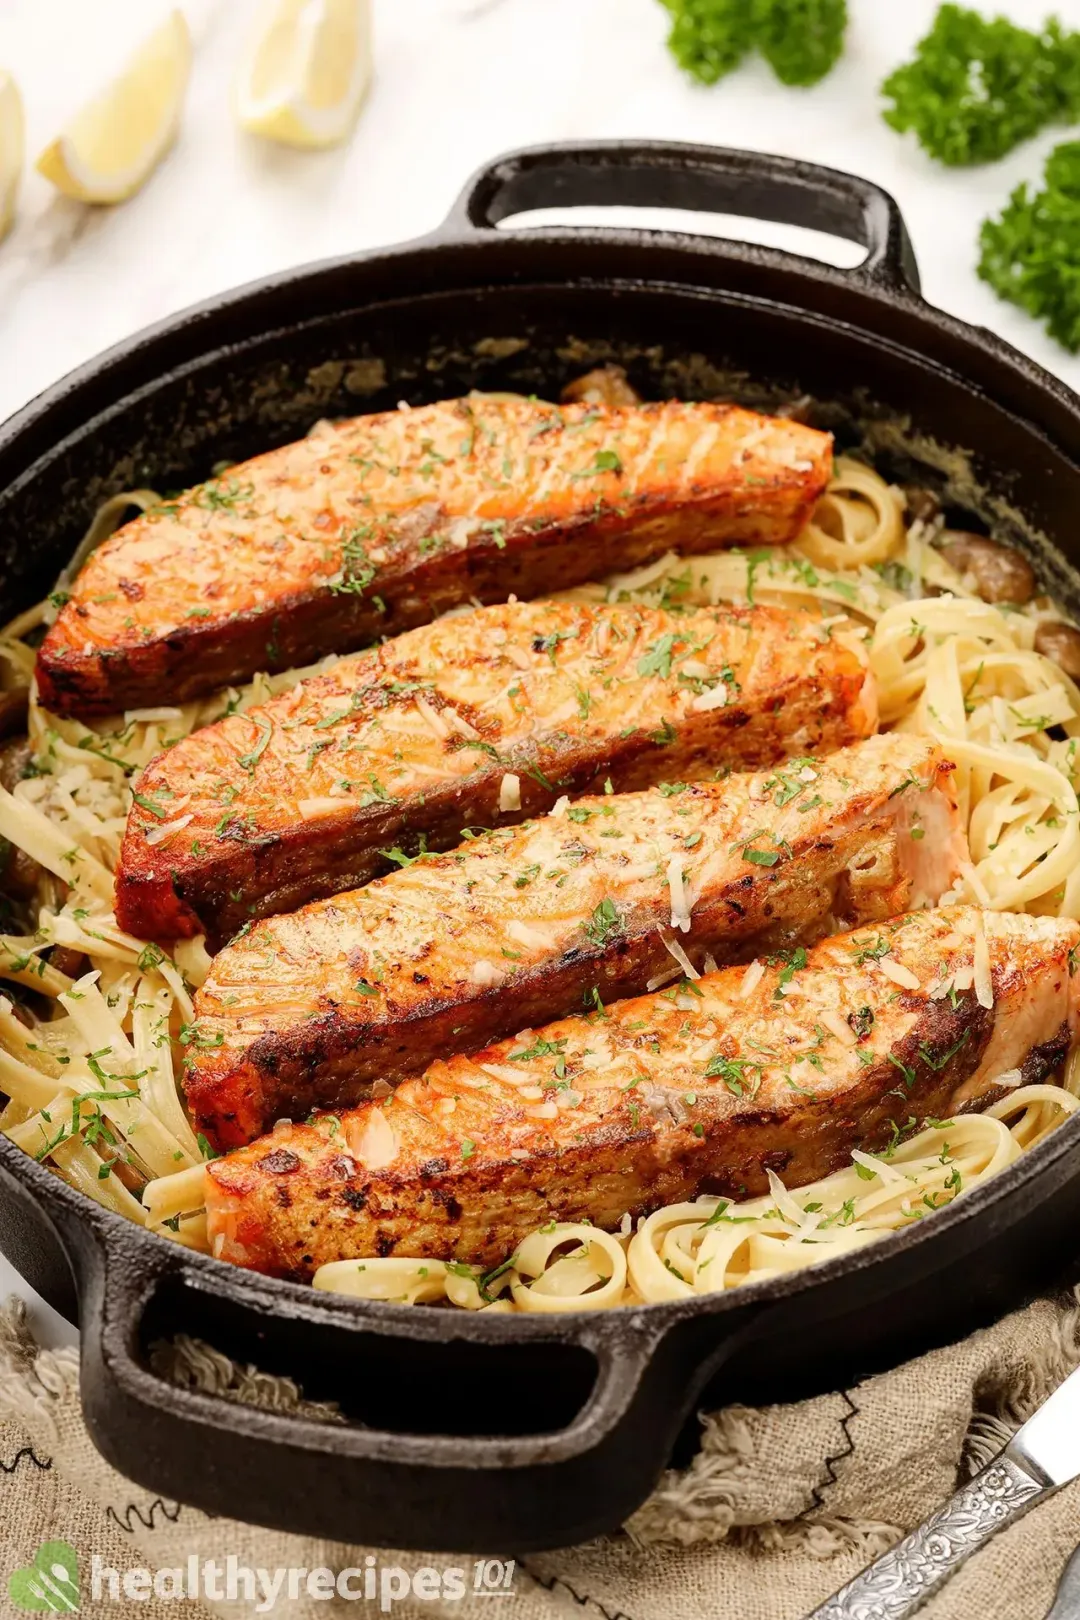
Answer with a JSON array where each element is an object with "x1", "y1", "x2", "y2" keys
[
  {"x1": 108, "y1": 1154, "x2": 146, "y2": 1195},
  {"x1": 0, "y1": 690, "x2": 28, "y2": 741},
  {"x1": 0, "y1": 738, "x2": 44, "y2": 900},
  {"x1": 48, "y1": 947, "x2": 88, "y2": 981},
  {"x1": 560, "y1": 365, "x2": 641, "y2": 408},
  {"x1": 902, "y1": 487, "x2": 942, "y2": 525},
  {"x1": 1034, "y1": 621, "x2": 1080, "y2": 680},
  {"x1": 0, "y1": 737, "x2": 31, "y2": 794},
  {"x1": 2, "y1": 847, "x2": 42, "y2": 902},
  {"x1": 939, "y1": 533, "x2": 1036, "y2": 605}
]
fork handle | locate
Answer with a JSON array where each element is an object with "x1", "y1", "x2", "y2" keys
[{"x1": 807, "y1": 1449, "x2": 1049, "y2": 1620}]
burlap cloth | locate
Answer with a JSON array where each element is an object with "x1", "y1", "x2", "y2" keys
[{"x1": 3, "y1": 1292, "x2": 1080, "y2": 1620}]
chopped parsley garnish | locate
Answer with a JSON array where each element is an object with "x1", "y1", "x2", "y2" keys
[
  {"x1": 572, "y1": 448, "x2": 622, "y2": 479},
  {"x1": 380, "y1": 835, "x2": 437, "y2": 868},
  {"x1": 237, "y1": 718, "x2": 273, "y2": 775},
  {"x1": 769, "y1": 945, "x2": 808, "y2": 999},
  {"x1": 131, "y1": 789, "x2": 168, "y2": 820},
  {"x1": 637, "y1": 633, "x2": 681, "y2": 680},
  {"x1": 917, "y1": 1029, "x2": 972, "y2": 1071},
  {"x1": 330, "y1": 524, "x2": 379, "y2": 595},
  {"x1": 509, "y1": 1036, "x2": 569, "y2": 1078},
  {"x1": 851, "y1": 934, "x2": 891, "y2": 967},
  {"x1": 761, "y1": 758, "x2": 818, "y2": 808},
  {"x1": 583, "y1": 897, "x2": 622, "y2": 947},
  {"x1": 703, "y1": 1053, "x2": 754, "y2": 1094}
]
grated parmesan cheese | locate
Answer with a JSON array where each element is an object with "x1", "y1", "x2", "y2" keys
[
  {"x1": 479, "y1": 1062, "x2": 534, "y2": 1085},
  {"x1": 818, "y1": 1009, "x2": 856, "y2": 1046},
  {"x1": 144, "y1": 813, "x2": 193, "y2": 847},
  {"x1": 973, "y1": 915, "x2": 994, "y2": 1009},
  {"x1": 765, "y1": 1168, "x2": 809, "y2": 1228},
  {"x1": 659, "y1": 927, "x2": 700, "y2": 980},
  {"x1": 443, "y1": 709, "x2": 481, "y2": 741},
  {"x1": 298, "y1": 798, "x2": 344, "y2": 818},
  {"x1": 498, "y1": 773, "x2": 521, "y2": 813},
  {"x1": 739, "y1": 960, "x2": 765, "y2": 1000},
  {"x1": 445, "y1": 518, "x2": 477, "y2": 551},
  {"x1": 957, "y1": 858, "x2": 993, "y2": 909},
  {"x1": 347, "y1": 1107, "x2": 399, "y2": 1171},
  {"x1": 507, "y1": 919, "x2": 555, "y2": 950},
  {"x1": 879, "y1": 958, "x2": 920, "y2": 991},
  {"x1": 691, "y1": 687, "x2": 732, "y2": 713},
  {"x1": 526, "y1": 1101, "x2": 559, "y2": 1120},
  {"x1": 667, "y1": 855, "x2": 691, "y2": 933},
  {"x1": 413, "y1": 695, "x2": 450, "y2": 740}
]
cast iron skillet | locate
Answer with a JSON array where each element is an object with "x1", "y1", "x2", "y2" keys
[{"x1": 3, "y1": 141, "x2": 1080, "y2": 1555}]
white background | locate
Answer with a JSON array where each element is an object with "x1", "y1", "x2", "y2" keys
[{"x1": 1, "y1": 0, "x2": 1079, "y2": 1341}]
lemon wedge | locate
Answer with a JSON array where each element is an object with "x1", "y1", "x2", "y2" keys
[
  {"x1": 236, "y1": 0, "x2": 373, "y2": 150},
  {"x1": 36, "y1": 10, "x2": 192, "y2": 205},
  {"x1": 0, "y1": 73, "x2": 23, "y2": 242}
]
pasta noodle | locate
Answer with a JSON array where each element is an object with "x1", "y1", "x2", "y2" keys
[{"x1": 1, "y1": 446, "x2": 1078, "y2": 1314}]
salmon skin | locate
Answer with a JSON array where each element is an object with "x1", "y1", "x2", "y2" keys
[
  {"x1": 204, "y1": 906, "x2": 1080, "y2": 1278},
  {"x1": 35, "y1": 396, "x2": 832, "y2": 717},
  {"x1": 114, "y1": 598, "x2": 875, "y2": 944},
  {"x1": 186, "y1": 734, "x2": 962, "y2": 1150}
]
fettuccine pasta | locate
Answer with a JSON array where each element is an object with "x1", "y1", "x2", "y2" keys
[{"x1": 1, "y1": 444, "x2": 1078, "y2": 1311}]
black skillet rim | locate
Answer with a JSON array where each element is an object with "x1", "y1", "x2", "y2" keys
[{"x1": 2, "y1": 140, "x2": 1080, "y2": 1343}]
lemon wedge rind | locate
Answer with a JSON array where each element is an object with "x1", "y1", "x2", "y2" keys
[
  {"x1": 236, "y1": 0, "x2": 372, "y2": 151},
  {"x1": 36, "y1": 10, "x2": 192, "y2": 206},
  {"x1": 0, "y1": 72, "x2": 24, "y2": 242}
]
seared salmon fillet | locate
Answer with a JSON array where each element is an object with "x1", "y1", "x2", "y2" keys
[
  {"x1": 115, "y1": 599, "x2": 875, "y2": 944},
  {"x1": 204, "y1": 907, "x2": 1080, "y2": 1277},
  {"x1": 35, "y1": 396, "x2": 832, "y2": 717},
  {"x1": 186, "y1": 734, "x2": 962, "y2": 1149}
]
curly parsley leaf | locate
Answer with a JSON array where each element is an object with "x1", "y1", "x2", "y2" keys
[
  {"x1": 753, "y1": 0, "x2": 847, "y2": 87},
  {"x1": 881, "y1": 6, "x2": 1080, "y2": 167},
  {"x1": 660, "y1": 0, "x2": 846, "y2": 87},
  {"x1": 978, "y1": 140, "x2": 1080, "y2": 353},
  {"x1": 660, "y1": 0, "x2": 755, "y2": 85}
]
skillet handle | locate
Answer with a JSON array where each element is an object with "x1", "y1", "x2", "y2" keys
[
  {"x1": 440, "y1": 139, "x2": 921, "y2": 296},
  {"x1": 75, "y1": 1236, "x2": 765, "y2": 1553}
]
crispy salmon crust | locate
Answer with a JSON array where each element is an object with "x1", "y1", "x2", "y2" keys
[
  {"x1": 204, "y1": 907, "x2": 1080, "y2": 1278},
  {"x1": 35, "y1": 396, "x2": 832, "y2": 717},
  {"x1": 114, "y1": 599, "x2": 875, "y2": 944},
  {"x1": 186, "y1": 734, "x2": 962, "y2": 1149}
]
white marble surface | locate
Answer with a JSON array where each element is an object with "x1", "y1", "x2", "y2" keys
[{"x1": 1, "y1": 0, "x2": 1080, "y2": 1340}]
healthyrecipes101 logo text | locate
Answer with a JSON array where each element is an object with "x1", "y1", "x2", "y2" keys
[{"x1": 9, "y1": 1543, "x2": 518, "y2": 1612}]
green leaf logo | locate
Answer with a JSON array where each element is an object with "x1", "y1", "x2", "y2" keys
[{"x1": 8, "y1": 1542, "x2": 79, "y2": 1612}]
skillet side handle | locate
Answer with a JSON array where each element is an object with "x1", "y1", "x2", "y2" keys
[
  {"x1": 439, "y1": 139, "x2": 921, "y2": 296},
  {"x1": 76, "y1": 1242, "x2": 765, "y2": 1552}
]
